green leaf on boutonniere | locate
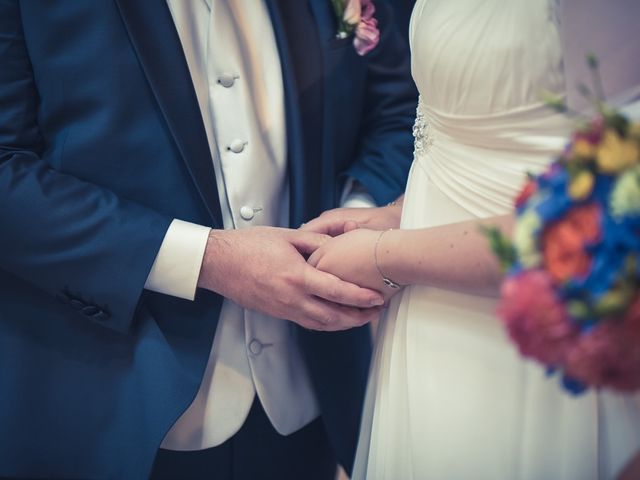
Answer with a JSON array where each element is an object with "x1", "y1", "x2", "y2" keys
[{"x1": 331, "y1": 0, "x2": 357, "y2": 38}]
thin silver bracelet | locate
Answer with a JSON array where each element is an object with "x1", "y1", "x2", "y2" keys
[{"x1": 374, "y1": 229, "x2": 402, "y2": 290}]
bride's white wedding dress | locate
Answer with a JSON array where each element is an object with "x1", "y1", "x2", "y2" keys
[{"x1": 353, "y1": 1, "x2": 640, "y2": 479}]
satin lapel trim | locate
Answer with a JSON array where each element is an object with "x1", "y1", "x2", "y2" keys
[
  {"x1": 264, "y1": 0, "x2": 308, "y2": 227},
  {"x1": 114, "y1": 0, "x2": 222, "y2": 227},
  {"x1": 308, "y1": 0, "x2": 336, "y2": 41}
]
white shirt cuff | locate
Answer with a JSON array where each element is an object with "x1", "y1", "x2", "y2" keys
[
  {"x1": 144, "y1": 219, "x2": 211, "y2": 300},
  {"x1": 340, "y1": 178, "x2": 377, "y2": 209}
]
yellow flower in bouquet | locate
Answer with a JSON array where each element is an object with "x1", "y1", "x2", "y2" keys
[
  {"x1": 596, "y1": 129, "x2": 640, "y2": 173},
  {"x1": 572, "y1": 138, "x2": 597, "y2": 159},
  {"x1": 568, "y1": 170, "x2": 595, "y2": 200}
]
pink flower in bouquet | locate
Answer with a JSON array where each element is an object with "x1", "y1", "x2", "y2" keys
[
  {"x1": 578, "y1": 117, "x2": 605, "y2": 144},
  {"x1": 353, "y1": 0, "x2": 379, "y2": 56},
  {"x1": 498, "y1": 270, "x2": 578, "y2": 366},
  {"x1": 542, "y1": 203, "x2": 601, "y2": 283},
  {"x1": 564, "y1": 297, "x2": 640, "y2": 392},
  {"x1": 571, "y1": 117, "x2": 605, "y2": 159}
]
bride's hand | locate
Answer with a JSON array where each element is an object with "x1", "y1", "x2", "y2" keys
[
  {"x1": 308, "y1": 229, "x2": 402, "y2": 303},
  {"x1": 300, "y1": 201, "x2": 403, "y2": 237}
]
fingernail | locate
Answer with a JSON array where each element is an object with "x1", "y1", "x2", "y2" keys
[{"x1": 371, "y1": 297, "x2": 385, "y2": 307}]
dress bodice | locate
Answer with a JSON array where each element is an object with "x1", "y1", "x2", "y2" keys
[
  {"x1": 408, "y1": 0, "x2": 572, "y2": 218},
  {"x1": 410, "y1": 0, "x2": 564, "y2": 116}
]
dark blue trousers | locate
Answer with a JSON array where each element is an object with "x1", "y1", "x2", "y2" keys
[{"x1": 150, "y1": 401, "x2": 336, "y2": 480}]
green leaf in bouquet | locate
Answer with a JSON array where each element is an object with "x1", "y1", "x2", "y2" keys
[
  {"x1": 576, "y1": 83, "x2": 594, "y2": 101},
  {"x1": 540, "y1": 89, "x2": 568, "y2": 114},
  {"x1": 480, "y1": 225, "x2": 516, "y2": 272},
  {"x1": 586, "y1": 53, "x2": 599, "y2": 70},
  {"x1": 610, "y1": 165, "x2": 640, "y2": 219},
  {"x1": 624, "y1": 254, "x2": 637, "y2": 277},
  {"x1": 586, "y1": 53, "x2": 606, "y2": 104},
  {"x1": 567, "y1": 300, "x2": 592, "y2": 322},
  {"x1": 593, "y1": 282, "x2": 635, "y2": 318},
  {"x1": 512, "y1": 209, "x2": 543, "y2": 268},
  {"x1": 604, "y1": 112, "x2": 630, "y2": 138}
]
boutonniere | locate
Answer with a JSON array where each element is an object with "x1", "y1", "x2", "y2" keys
[{"x1": 331, "y1": 0, "x2": 380, "y2": 56}]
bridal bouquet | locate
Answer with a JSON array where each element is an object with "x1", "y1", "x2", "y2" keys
[{"x1": 486, "y1": 84, "x2": 640, "y2": 394}]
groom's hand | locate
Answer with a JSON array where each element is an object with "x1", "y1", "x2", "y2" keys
[
  {"x1": 197, "y1": 227, "x2": 384, "y2": 331},
  {"x1": 300, "y1": 200, "x2": 403, "y2": 237}
]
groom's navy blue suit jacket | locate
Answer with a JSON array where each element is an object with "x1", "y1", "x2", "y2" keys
[{"x1": 0, "y1": 1, "x2": 417, "y2": 478}]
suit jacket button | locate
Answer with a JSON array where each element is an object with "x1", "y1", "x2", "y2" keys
[
  {"x1": 69, "y1": 299, "x2": 85, "y2": 310},
  {"x1": 81, "y1": 305, "x2": 100, "y2": 316},
  {"x1": 93, "y1": 311, "x2": 110, "y2": 322}
]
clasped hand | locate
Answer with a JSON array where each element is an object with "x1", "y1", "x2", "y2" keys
[
  {"x1": 196, "y1": 204, "x2": 403, "y2": 332},
  {"x1": 302, "y1": 204, "x2": 405, "y2": 305},
  {"x1": 197, "y1": 226, "x2": 385, "y2": 332}
]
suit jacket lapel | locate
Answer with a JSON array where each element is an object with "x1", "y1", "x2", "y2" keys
[
  {"x1": 307, "y1": 0, "x2": 337, "y2": 40},
  {"x1": 114, "y1": 0, "x2": 222, "y2": 227},
  {"x1": 264, "y1": 0, "x2": 309, "y2": 227},
  {"x1": 266, "y1": 0, "x2": 335, "y2": 226}
]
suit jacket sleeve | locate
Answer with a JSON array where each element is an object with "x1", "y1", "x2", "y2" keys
[
  {"x1": 0, "y1": 0, "x2": 173, "y2": 334},
  {"x1": 344, "y1": 0, "x2": 418, "y2": 206}
]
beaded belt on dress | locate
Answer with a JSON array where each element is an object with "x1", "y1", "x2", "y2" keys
[{"x1": 410, "y1": 95, "x2": 571, "y2": 216}]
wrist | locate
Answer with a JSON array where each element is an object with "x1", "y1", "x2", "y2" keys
[
  {"x1": 197, "y1": 229, "x2": 228, "y2": 292},
  {"x1": 376, "y1": 229, "x2": 412, "y2": 286},
  {"x1": 383, "y1": 203, "x2": 403, "y2": 229},
  {"x1": 374, "y1": 229, "x2": 403, "y2": 288},
  {"x1": 387, "y1": 195, "x2": 405, "y2": 208}
]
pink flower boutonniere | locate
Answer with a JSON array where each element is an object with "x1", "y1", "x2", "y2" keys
[{"x1": 331, "y1": 0, "x2": 380, "y2": 56}]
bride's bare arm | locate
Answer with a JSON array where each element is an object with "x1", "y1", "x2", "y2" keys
[
  {"x1": 308, "y1": 214, "x2": 513, "y2": 299},
  {"x1": 377, "y1": 215, "x2": 513, "y2": 297}
]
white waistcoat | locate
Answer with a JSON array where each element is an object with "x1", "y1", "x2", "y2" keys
[{"x1": 161, "y1": 0, "x2": 319, "y2": 450}]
